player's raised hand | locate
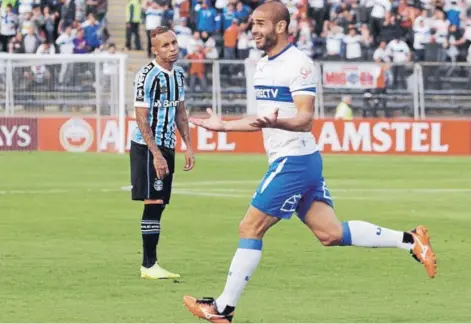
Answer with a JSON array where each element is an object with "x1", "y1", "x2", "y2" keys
[
  {"x1": 183, "y1": 148, "x2": 195, "y2": 171},
  {"x1": 250, "y1": 108, "x2": 279, "y2": 128},
  {"x1": 153, "y1": 153, "x2": 169, "y2": 180},
  {"x1": 189, "y1": 108, "x2": 225, "y2": 131}
]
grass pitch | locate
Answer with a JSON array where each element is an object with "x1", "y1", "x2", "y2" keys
[{"x1": 0, "y1": 152, "x2": 470, "y2": 323}]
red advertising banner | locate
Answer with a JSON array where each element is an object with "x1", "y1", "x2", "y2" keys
[
  {"x1": 3, "y1": 116, "x2": 471, "y2": 156},
  {"x1": 0, "y1": 117, "x2": 38, "y2": 151}
]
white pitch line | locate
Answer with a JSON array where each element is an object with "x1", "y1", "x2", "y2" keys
[{"x1": 0, "y1": 184, "x2": 470, "y2": 197}]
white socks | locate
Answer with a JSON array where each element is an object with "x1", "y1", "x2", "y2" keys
[
  {"x1": 215, "y1": 238, "x2": 262, "y2": 313},
  {"x1": 342, "y1": 221, "x2": 413, "y2": 250}
]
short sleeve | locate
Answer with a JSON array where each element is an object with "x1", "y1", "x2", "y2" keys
[
  {"x1": 289, "y1": 59, "x2": 317, "y2": 97},
  {"x1": 176, "y1": 69, "x2": 185, "y2": 101},
  {"x1": 133, "y1": 69, "x2": 152, "y2": 108}
]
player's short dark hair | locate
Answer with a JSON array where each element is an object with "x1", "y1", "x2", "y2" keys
[
  {"x1": 256, "y1": 0, "x2": 290, "y2": 33},
  {"x1": 277, "y1": 5, "x2": 290, "y2": 32},
  {"x1": 150, "y1": 26, "x2": 171, "y2": 38}
]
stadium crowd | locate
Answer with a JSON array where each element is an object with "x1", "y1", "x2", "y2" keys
[
  {"x1": 0, "y1": 0, "x2": 109, "y2": 55},
  {"x1": 126, "y1": 0, "x2": 471, "y2": 64}
]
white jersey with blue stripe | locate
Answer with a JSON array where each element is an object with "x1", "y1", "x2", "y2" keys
[
  {"x1": 132, "y1": 60, "x2": 185, "y2": 149},
  {"x1": 254, "y1": 44, "x2": 318, "y2": 164}
]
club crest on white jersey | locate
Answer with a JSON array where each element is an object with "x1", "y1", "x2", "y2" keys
[{"x1": 254, "y1": 44, "x2": 319, "y2": 164}]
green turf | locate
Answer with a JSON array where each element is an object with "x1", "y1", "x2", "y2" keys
[{"x1": 0, "y1": 152, "x2": 470, "y2": 323}]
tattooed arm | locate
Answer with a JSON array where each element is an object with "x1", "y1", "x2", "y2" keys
[
  {"x1": 175, "y1": 102, "x2": 195, "y2": 171},
  {"x1": 135, "y1": 107, "x2": 169, "y2": 179},
  {"x1": 176, "y1": 102, "x2": 192, "y2": 150}
]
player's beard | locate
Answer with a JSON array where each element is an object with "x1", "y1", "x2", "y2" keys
[{"x1": 257, "y1": 32, "x2": 277, "y2": 53}]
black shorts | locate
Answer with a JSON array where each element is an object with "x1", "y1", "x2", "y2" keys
[{"x1": 130, "y1": 141, "x2": 175, "y2": 204}]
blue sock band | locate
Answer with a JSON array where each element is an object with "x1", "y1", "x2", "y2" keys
[
  {"x1": 340, "y1": 221, "x2": 352, "y2": 246},
  {"x1": 238, "y1": 238, "x2": 263, "y2": 251}
]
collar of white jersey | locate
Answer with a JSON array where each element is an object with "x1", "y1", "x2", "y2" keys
[
  {"x1": 152, "y1": 60, "x2": 174, "y2": 74},
  {"x1": 267, "y1": 43, "x2": 293, "y2": 61}
]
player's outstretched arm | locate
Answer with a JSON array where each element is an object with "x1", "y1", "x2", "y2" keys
[
  {"x1": 190, "y1": 108, "x2": 261, "y2": 132},
  {"x1": 135, "y1": 107, "x2": 169, "y2": 179},
  {"x1": 176, "y1": 102, "x2": 195, "y2": 171},
  {"x1": 250, "y1": 95, "x2": 314, "y2": 132}
]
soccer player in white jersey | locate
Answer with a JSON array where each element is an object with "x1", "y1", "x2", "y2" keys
[{"x1": 183, "y1": 2, "x2": 437, "y2": 322}]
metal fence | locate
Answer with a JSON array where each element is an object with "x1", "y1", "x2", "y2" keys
[
  {"x1": 1, "y1": 53, "x2": 127, "y2": 119},
  {"x1": 3, "y1": 55, "x2": 471, "y2": 120}
]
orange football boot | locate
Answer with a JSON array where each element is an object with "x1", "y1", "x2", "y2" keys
[
  {"x1": 410, "y1": 225, "x2": 437, "y2": 278},
  {"x1": 183, "y1": 296, "x2": 233, "y2": 323}
]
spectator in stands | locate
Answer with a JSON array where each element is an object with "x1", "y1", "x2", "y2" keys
[
  {"x1": 144, "y1": 0, "x2": 162, "y2": 58},
  {"x1": 20, "y1": 11, "x2": 36, "y2": 35},
  {"x1": 215, "y1": 0, "x2": 228, "y2": 11},
  {"x1": 31, "y1": 5, "x2": 45, "y2": 36},
  {"x1": 175, "y1": 0, "x2": 190, "y2": 22},
  {"x1": 343, "y1": 27, "x2": 363, "y2": 60},
  {"x1": 359, "y1": 23, "x2": 374, "y2": 59},
  {"x1": 370, "y1": 0, "x2": 392, "y2": 44},
  {"x1": 125, "y1": 0, "x2": 142, "y2": 50},
  {"x1": 234, "y1": 0, "x2": 252, "y2": 23},
  {"x1": 75, "y1": 0, "x2": 87, "y2": 23},
  {"x1": 175, "y1": 17, "x2": 192, "y2": 58},
  {"x1": 23, "y1": 25, "x2": 41, "y2": 53},
  {"x1": 387, "y1": 36, "x2": 411, "y2": 89},
  {"x1": 373, "y1": 39, "x2": 391, "y2": 62},
  {"x1": 445, "y1": 0, "x2": 464, "y2": 28},
  {"x1": 185, "y1": 45, "x2": 207, "y2": 92},
  {"x1": 43, "y1": 6, "x2": 59, "y2": 42},
  {"x1": 73, "y1": 28, "x2": 88, "y2": 53},
  {"x1": 82, "y1": 13, "x2": 103, "y2": 51},
  {"x1": 445, "y1": 23, "x2": 462, "y2": 60},
  {"x1": 237, "y1": 22, "x2": 250, "y2": 59},
  {"x1": 413, "y1": 16, "x2": 431, "y2": 60},
  {"x1": 56, "y1": 24, "x2": 74, "y2": 53},
  {"x1": 19, "y1": 0, "x2": 35, "y2": 15},
  {"x1": 92, "y1": 0, "x2": 107, "y2": 22},
  {"x1": 24, "y1": 41, "x2": 55, "y2": 89},
  {"x1": 297, "y1": 33, "x2": 314, "y2": 57},
  {"x1": 201, "y1": 30, "x2": 219, "y2": 59},
  {"x1": 380, "y1": 12, "x2": 402, "y2": 44},
  {"x1": 308, "y1": 0, "x2": 326, "y2": 36},
  {"x1": 8, "y1": 31, "x2": 25, "y2": 53},
  {"x1": 102, "y1": 43, "x2": 118, "y2": 92},
  {"x1": 334, "y1": 95, "x2": 353, "y2": 120},
  {"x1": 187, "y1": 30, "x2": 204, "y2": 54},
  {"x1": 1, "y1": 0, "x2": 18, "y2": 12},
  {"x1": 0, "y1": 4, "x2": 19, "y2": 52},
  {"x1": 196, "y1": 0, "x2": 218, "y2": 33},
  {"x1": 324, "y1": 21, "x2": 344, "y2": 60},
  {"x1": 36, "y1": 40, "x2": 56, "y2": 54},
  {"x1": 56, "y1": 25, "x2": 75, "y2": 84},
  {"x1": 60, "y1": 0, "x2": 77, "y2": 27},
  {"x1": 222, "y1": 4, "x2": 236, "y2": 31},
  {"x1": 223, "y1": 18, "x2": 238, "y2": 59}
]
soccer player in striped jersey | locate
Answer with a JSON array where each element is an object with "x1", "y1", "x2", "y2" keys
[
  {"x1": 130, "y1": 26, "x2": 195, "y2": 280},
  {"x1": 183, "y1": 2, "x2": 436, "y2": 322}
]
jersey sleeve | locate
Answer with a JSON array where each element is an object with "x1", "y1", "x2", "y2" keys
[
  {"x1": 289, "y1": 59, "x2": 317, "y2": 97},
  {"x1": 177, "y1": 69, "x2": 185, "y2": 101},
  {"x1": 133, "y1": 69, "x2": 152, "y2": 108}
]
